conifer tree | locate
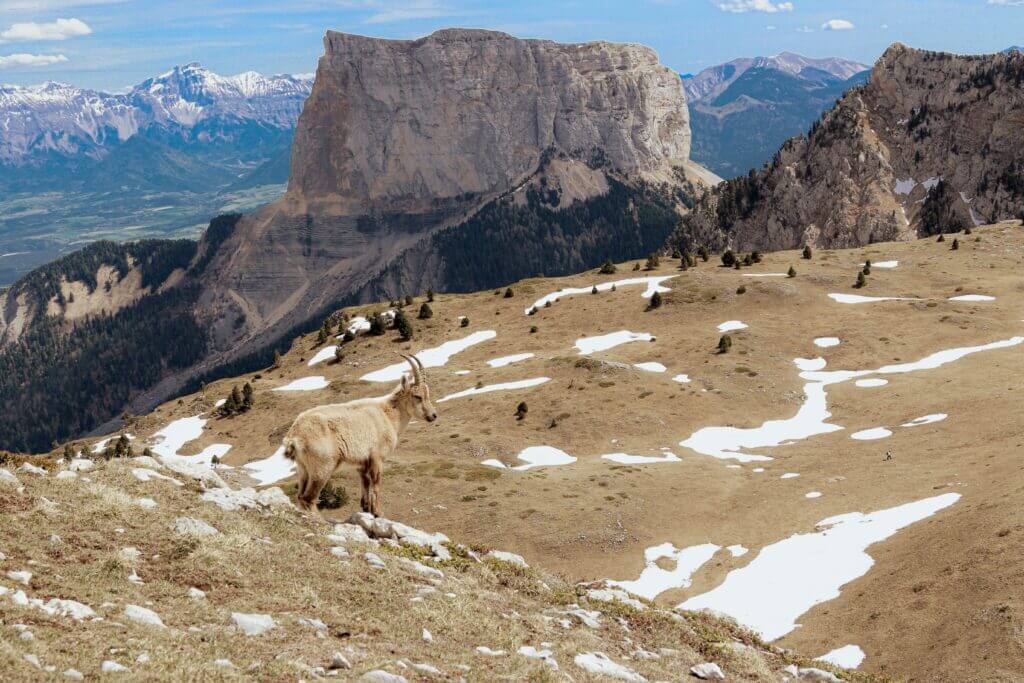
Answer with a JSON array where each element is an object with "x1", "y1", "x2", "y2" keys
[
  {"x1": 242, "y1": 382, "x2": 254, "y2": 410},
  {"x1": 418, "y1": 302, "x2": 433, "y2": 320},
  {"x1": 644, "y1": 253, "x2": 660, "y2": 270},
  {"x1": 718, "y1": 334, "x2": 733, "y2": 354},
  {"x1": 951, "y1": 238, "x2": 960, "y2": 250},
  {"x1": 787, "y1": 265, "x2": 797, "y2": 278},
  {"x1": 802, "y1": 245, "x2": 813, "y2": 260},
  {"x1": 395, "y1": 310, "x2": 415, "y2": 340},
  {"x1": 599, "y1": 259, "x2": 617, "y2": 274},
  {"x1": 721, "y1": 250, "x2": 737, "y2": 267}
]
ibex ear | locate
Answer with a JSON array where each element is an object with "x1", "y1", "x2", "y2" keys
[{"x1": 400, "y1": 373, "x2": 410, "y2": 390}]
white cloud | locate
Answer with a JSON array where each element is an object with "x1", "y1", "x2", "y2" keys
[
  {"x1": 796, "y1": 25, "x2": 814, "y2": 33},
  {"x1": 714, "y1": 0, "x2": 794, "y2": 13},
  {"x1": 357, "y1": 0, "x2": 455, "y2": 24},
  {"x1": 987, "y1": 0, "x2": 1024, "y2": 5},
  {"x1": 0, "y1": 52, "x2": 68, "y2": 68},
  {"x1": 0, "y1": 18, "x2": 91, "y2": 42},
  {"x1": 0, "y1": 0, "x2": 124, "y2": 9},
  {"x1": 765, "y1": 24, "x2": 776, "y2": 30},
  {"x1": 822, "y1": 19, "x2": 855, "y2": 30}
]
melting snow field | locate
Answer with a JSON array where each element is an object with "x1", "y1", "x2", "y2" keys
[
  {"x1": 817, "y1": 645, "x2": 866, "y2": 670},
  {"x1": 805, "y1": 492, "x2": 823, "y2": 499},
  {"x1": 524, "y1": 275, "x2": 675, "y2": 315},
  {"x1": 855, "y1": 379, "x2": 888, "y2": 388},
  {"x1": 851, "y1": 428, "x2": 892, "y2": 441},
  {"x1": 149, "y1": 417, "x2": 230, "y2": 466},
  {"x1": 575, "y1": 331, "x2": 654, "y2": 355},
  {"x1": 717, "y1": 320, "x2": 748, "y2": 332},
  {"x1": 902, "y1": 414, "x2": 947, "y2": 427},
  {"x1": 814, "y1": 337, "x2": 841, "y2": 348},
  {"x1": 679, "y1": 493, "x2": 961, "y2": 640},
  {"x1": 680, "y1": 337, "x2": 1023, "y2": 463},
  {"x1": 274, "y1": 376, "x2": 329, "y2": 392},
  {"x1": 609, "y1": 543, "x2": 720, "y2": 600},
  {"x1": 481, "y1": 446, "x2": 576, "y2": 471},
  {"x1": 741, "y1": 273, "x2": 787, "y2": 277},
  {"x1": 437, "y1": 377, "x2": 550, "y2": 403},
  {"x1": 242, "y1": 446, "x2": 295, "y2": 485},
  {"x1": 672, "y1": 374, "x2": 691, "y2": 383},
  {"x1": 949, "y1": 294, "x2": 995, "y2": 302},
  {"x1": 487, "y1": 353, "x2": 534, "y2": 368},
  {"x1": 633, "y1": 362, "x2": 666, "y2": 373},
  {"x1": 829, "y1": 293, "x2": 920, "y2": 304},
  {"x1": 601, "y1": 452, "x2": 681, "y2": 465},
  {"x1": 873, "y1": 260, "x2": 898, "y2": 269},
  {"x1": 307, "y1": 346, "x2": 337, "y2": 366},
  {"x1": 361, "y1": 331, "x2": 497, "y2": 382}
]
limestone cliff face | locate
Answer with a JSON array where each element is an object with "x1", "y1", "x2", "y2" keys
[
  {"x1": 197, "y1": 29, "x2": 705, "y2": 369},
  {"x1": 285, "y1": 28, "x2": 692, "y2": 217},
  {"x1": 674, "y1": 44, "x2": 1024, "y2": 252}
]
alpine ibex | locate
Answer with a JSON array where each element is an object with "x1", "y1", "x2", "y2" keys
[{"x1": 282, "y1": 355, "x2": 437, "y2": 516}]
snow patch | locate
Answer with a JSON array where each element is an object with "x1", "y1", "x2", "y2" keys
[
  {"x1": 633, "y1": 362, "x2": 666, "y2": 373},
  {"x1": 274, "y1": 376, "x2": 328, "y2": 391},
  {"x1": 817, "y1": 644, "x2": 866, "y2": 669},
  {"x1": 601, "y1": 452, "x2": 680, "y2": 465},
  {"x1": 307, "y1": 346, "x2": 337, "y2": 366},
  {"x1": 575, "y1": 331, "x2": 654, "y2": 355},
  {"x1": 438, "y1": 377, "x2": 549, "y2": 403},
  {"x1": 717, "y1": 320, "x2": 748, "y2": 332},
  {"x1": 902, "y1": 414, "x2": 947, "y2": 427},
  {"x1": 526, "y1": 275, "x2": 675, "y2": 314},
  {"x1": 814, "y1": 337, "x2": 840, "y2": 348},
  {"x1": 949, "y1": 294, "x2": 995, "y2": 302},
  {"x1": 361, "y1": 331, "x2": 497, "y2": 382},
  {"x1": 828, "y1": 293, "x2": 921, "y2": 304},
  {"x1": 679, "y1": 493, "x2": 961, "y2": 640},
  {"x1": 481, "y1": 446, "x2": 576, "y2": 471},
  {"x1": 242, "y1": 446, "x2": 295, "y2": 485},
  {"x1": 851, "y1": 427, "x2": 892, "y2": 440},
  {"x1": 487, "y1": 353, "x2": 534, "y2": 368},
  {"x1": 855, "y1": 379, "x2": 888, "y2": 388},
  {"x1": 609, "y1": 542, "x2": 720, "y2": 600}
]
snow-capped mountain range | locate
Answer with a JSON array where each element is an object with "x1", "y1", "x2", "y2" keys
[
  {"x1": 0, "y1": 63, "x2": 313, "y2": 165},
  {"x1": 682, "y1": 52, "x2": 869, "y2": 103}
]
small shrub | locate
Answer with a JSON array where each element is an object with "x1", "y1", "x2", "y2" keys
[
  {"x1": 721, "y1": 250, "x2": 737, "y2": 267},
  {"x1": 644, "y1": 253, "x2": 660, "y2": 271},
  {"x1": 529, "y1": 325, "x2": 538, "y2": 334},
  {"x1": 418, "y1": 303, "x2": 433, "y2": 320},
  {"x1": 632, "y1": 262, "x2": 641, "y2": 271},
  {"x1": 272, "y1": 350, "x2": 282, "y2": 369},
  {"x1": 460, "y1": 317, "x2": 469, "y2": 328},
  {"x1": 591, "y1": 285, "x2": 598, "y2": 294},
  {"x1": 404, "y1": 294, "x2": 414, "y2": 306},
  {"x1": 369, "y1": 312, "x2": 388, "y2": 336},
  {"x1": 599, "y1": 260, "x2": 617, "y2": 275},
  {"x1": 318, "y1": 481, "x2": 349, "y2": 510},
  {"x1": 751, "y1": 250, "x2": 762, "y2": 263},
  {"x1": 802, "y1": 245, "x2": 812, "y2": 260},
  {"x1": 342, "y1": 329, "x2": 356, "y2": 343},
  {"x1": 395, "y1": 310, "x2": 414, "y2": 340},
  {"x1": 334, "y1": 347, "x2": 345, "y2": 363},
  {"x1": 426, "y1": 288, "x2": 435, "y2": 302},
  {"x1": 855, "y1": 271, "x2": 867, "y2": 289},
  {"x1": 717, "y1": 334, "x2": 733, "y2": 354},
  {"x1": 504, "y1": 288, "x2": 514, "y2": 298},
  {"x1": 679, "y1": 257, "x2": 688, "y2": 271},
  {"x1": 937, "y1": 233, "x2": 946, "y2": 243},
  {"x1": 515, "y1": 402, "x2": 528, "y2": 420},
  {"x1": 647, "y1": 291, "x2": 663, "y2": 310},
  {"x1": 964, "y1": 226, "x2": 972, "y2": 235},
  {"x1": 698, "y1": 246, "x2": 710, "y2": 262},
  {"x1": 951, "y1": 238, "x2": 960, "y2": 250},
  {"x1": 733, "y1": 261, "x2": 741, "y2": 270},
  {"x1": 787, "y1": 265, "x2": 797, "y2": 278},
  {"x1": 736, "y1": 285, "x2": 746, "y2": 295}
]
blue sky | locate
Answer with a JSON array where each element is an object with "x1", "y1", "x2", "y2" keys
[{"x1": 1, "y1": 0, "x2": 1022, "y2": 89}]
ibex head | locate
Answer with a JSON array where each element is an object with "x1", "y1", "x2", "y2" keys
[{"x1": 397, "y1": 354, "x2": 438, "y2": 423}]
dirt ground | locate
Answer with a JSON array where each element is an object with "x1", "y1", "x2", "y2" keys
[{"x1": 125, "y1": 221, "x2": 1024, "y2": 681}]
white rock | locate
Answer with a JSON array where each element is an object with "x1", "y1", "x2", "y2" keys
[
  {"x1": 299, "y1": 617, "x2": 328, "y2": 631},
  {"x1": 798, "y1": 668, "x2": 842, "y2": 682},
  {"x1": 371, "y1": 517, "x2": 395, "y2": 538},
  {"x1": 330, "y1": 546, "x2": 350, "y2": 558},
  {"x1": 690, "y1": 662, "x2": 726, "y2": 680},
  {"x1": 410, "y1": 662, "x2": 441, "y2": 675},
  {"x1": 573, "y1": 652, "x2": 645, "y2": 681},
  {"x1": 135, "y1": 498, "x2": 158, "y2": 509},
  {"x1": 360, "y1": 672, "x2": 407, "y2": 683},
  {"x1": 101, "y1": 661, "x2": 129, "y2": 673},
  {"x1": 587, "y1": 587, "x2": 646, "y2": 610},
  {"x1": 231, "y1": 612, "x2": 276, "y2": 636},
  {"x1": 214, "y1": 659, "x2": 235, "y2": 669},
  {"x1": 255, "y1": 486, "x2": 294, "y2": 509},
  {"x1": 475, "y1": 646, "x2": 506, "y2": 657},
  {"x1": 69, "y1": 458, "x2": 94, "y2": 472},
  {"x1": 136, "y1": 653, "x2": 150, "y2": 664},
  {"x1": 364, "y1": 552, "x2": 386, "y2": 569},
  {"x1": 20, "y1": 630, "x2": 34, "y2": 641},
  {"x1": 172, "y1": 517, "x2": 220, "y2": 536},
  {"x1": 24, "y1": 654, "x2": 41, "y2": 669},
  {"x1": 63, "y1": 669, "x2": 84, "y2": 680},
  {"x1": 19, "y1": 462, "x2": 47, "y2": 476},
  {"x1": 331, "y1": 523, "x2": 371, "y2": 543},
  {"x1": 124, "y1": 604, "x2": 165, "y2": 628},
  {"x1": 348, "y1": 511, "x2": 376, "y2": 532},
  {"x1": 188, "y1": 587, "x2": 206, "y2": 600},
  {"x1": 485, "y1": 550, "x2": 528, "y2": 568},
  {"x1": 0, "y1": 468, "x2": 20, "y2": 486},
  {"x1": 132, "y1": 468, "x2": 183, "y2": 487},
  {"x1": 400, "y1": 558, "x2": 444, "y2": 579},
  {"x1": 132, "y1": 456, "x2": 162, "y2": 469},
  {"x1": 56, "y1": 471, "x2": 78, "y2": 481},
  {"x1": 518, "y1": 646, "x2": 558, "y2": 670},
  {"x1": 7, "y1": 569, "x2": 32, "y2": 585},
  {"x1": 118, "y1": 547, "x2": 142, "y2": 564},
  {"x1": 422, "y1": 628, "x2": 433, "y2": 643},
  {"x1": 329, "y1": 652, "x2": 352, "y2": 670}
]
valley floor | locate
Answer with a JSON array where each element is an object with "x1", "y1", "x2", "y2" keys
[{"x1": 8, "y1": 221, "x2": 1024, "y2": 680}]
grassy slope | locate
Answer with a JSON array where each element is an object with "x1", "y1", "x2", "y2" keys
[{"x1": 0, "y1": 457, "x2": 863, "y2": 681}]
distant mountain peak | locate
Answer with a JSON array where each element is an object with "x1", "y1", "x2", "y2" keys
[{"x1": 684, "y1": 52, "x2": 869, "y2": 103}]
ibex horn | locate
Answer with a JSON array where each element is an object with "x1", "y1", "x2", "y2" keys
[{"x1": 399, "y1": 353, "x2": 422, "y2": 384}]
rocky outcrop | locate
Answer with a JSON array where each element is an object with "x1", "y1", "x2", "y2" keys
[
  {"x1": 195, "y1": 29, "x2": 711, "y2": 377},
  {"x1": 674, "y1": 44, "x2": 1024, "y2": 252}
]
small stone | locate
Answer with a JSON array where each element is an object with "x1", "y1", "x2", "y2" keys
[
  {"x1": 101, "y1": 660, "x2": 129, "y2": 673},
  {"x1": 360, "y1": 671, "x2": 407, "y2": 683},
  {"x1": 136, "y1": 653, "x2": 150, "y2": 664},
  {"x1": 24, "y1": 654, "x2": 41, "y2": 669},
  {"x1": 7, "y1": 569, "x2": 32, "y2": 585},
  {"x1": 19, "y1": 630, "x2": 34, "y2": 641},
  {"x1": 124, "y1": 604, "x2": 165, "y2": 628},
  {"x1": 56, "y1": 470, "x2": 78, "y2": 480},
  {"x1": 329, "y1": 652, "x2": 352, "y2": 670},
  {"x1": 188, "y1": 587, "x2": 206, "y2": 600},
  {"x1": 691, "y1": 662, "x2": 726, "y2": 680},
  {"x1": 485, "y1": 550, "x2": 528, "y2": 568},
  {"x1": 364, "y1": 552, "x2": 386, "y2": 569},
  {"x1": 330, "y1": 546, "x2": 350, "y2": 558},
  {"x1": 214, "y1": 659, "x2": 235, "y2": 669},
  {"x1": 422, "y1": 628, "x2": 433, "y2": 643},
  {"x1": 69, "y1": 458, "x2": 94, "y2": 472},
  {"x1": 231, "y1": 612, "x2": 276, "y2": 636},
  {"x1": 798, "y1": 668, "x2": 842, "y2": 682},
  {"x1": 172, "y1": 517, "x2": 219, "y2": 536},
  {"x1": 63, "y1": 669, "x2": 84, "y2": 680}
]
